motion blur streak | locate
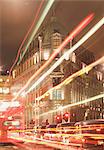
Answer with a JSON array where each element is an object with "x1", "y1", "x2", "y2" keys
[
  {"x1": 35, "y1": 56, "x2": 104, "y2": 101},
  {"x1": 9, "y1": 0, "x2": 45, "y2": 75},
  {"x1": 26, "y1": 17, "x2": 104, "y2": 94},
  {"x1": 10, "y1": 136, "x2": 81, "y2": 149},
  {"x1": 39, "y1": 93, "x2": 104, "y2": 117},
  {"x1": 12, "y1": 13, "x2": 94, "y2": 100},
  {"x1": 17, "y1": 0, "x2": 55, "y2": 65},
  {"x1": 11, "y1": 124, "x2": 104, "y2": 134},
  {"x1": 9, "y1": 123, "x2": 104, "y2": 149},
  {"x1": 9, "y1": 139, "x2": 31, "y2": 150}
]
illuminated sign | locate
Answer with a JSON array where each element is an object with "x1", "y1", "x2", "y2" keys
[{"x1": 4, "y1": 121, "x2": 12, "y2": 126}]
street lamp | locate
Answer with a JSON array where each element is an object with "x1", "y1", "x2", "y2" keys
[{"x1": 0, "y1": 66, "x2": 3, "y2": 75}]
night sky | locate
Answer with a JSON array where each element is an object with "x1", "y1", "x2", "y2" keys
[{"x1": 0, "y1": 0, "x2": 104, "y2": 71}]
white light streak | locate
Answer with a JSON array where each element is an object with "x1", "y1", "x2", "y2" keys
[
  {"x1": 35, "y1": 56, "x2": 103, "y2": 102},
  {"x1": 39, "y1": 93, "x2": 104, "y2": 117},
  {"x1": 0, "y1": 101, "x2": 20, "y2": 112},
  {"x1": 25, "y1": 17, "x2": 104, "y2": 94}
]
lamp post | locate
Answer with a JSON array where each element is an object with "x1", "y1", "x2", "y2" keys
[{"x1": 0, "y1": 66, "x2": 2, "y2": 75}]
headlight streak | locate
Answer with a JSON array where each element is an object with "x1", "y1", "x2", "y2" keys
[
  {"x1": 25, "y1": 17, "x2": 104, "y2": 94},
  {"x1": 9, "y1": 119, "x2": 104, "y2": 148},
  {"x1": 10, "y1": 128, "x2": 104, "y2": 149},
  {"x1": 35, "y1": 56, "x2": 104, "y2": 101},
  {"x1": 10, "y1": 131, "x2": 104, "y2": 140},
  {"x1": 39, "y1": 93, "x2": 104, "y2": 117},
  {"x1": 11, "y1": 13, "x2": 94, "y2": 101},
  {"x1": 10, "y1": 136, "x2": 82, "y2": 149},
  {"x1": 11, "y1": 124, "x2": 104, "y2": 134},
  {"x1": 9, "y1": 122, "x2": 104, "y2": 148},
  {"x1": 4, "y1": 55, "x2": 104, "y2": 117},
  {"x1": 6, "y1": 17, "x2": 104, "y2": 118}
]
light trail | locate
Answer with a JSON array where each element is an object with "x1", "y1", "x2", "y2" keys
[
  {"x1": 9, "y1": 123, "x2": 104, "y2": 148},
  {"x1": 10, "y1": 136, "x2": 81, "y2": 149},
  {"x1": 39, "y1": 93, "x2": 104, "y2": 117},
  {"x1": 8, "y1": 53, "x2": 102, "y2": 116},
  {"x1": 17, "y1": 0, "x2": 55, "y2": 66},
  {"x1": 7, "y1": 56, "x2": 104, "y2": 117},
  {"x1": 25, "y1": 17, "x2": 104, "y2": 95},
  {"x1": 9, "y1": 0, "x2": 45, "y2": 75},
  {"x1": 9, "y1": 139, "x2": 29, "y2": 149},
  {"x1": 35, "y1": 56, "x2": 104, "y2": 101},
  {"x1": 12, "y1": 124, "x2": 104, "y2": 133},
  {"x1": 10, "y1": 128, "x2": 104, "y2": 139},
  {"x1": 12, "y1": 13, "x2": 94, "y2": 100}
]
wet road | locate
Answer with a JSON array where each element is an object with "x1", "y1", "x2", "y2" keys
[
  {"x1": 0, "y1": 144, "x2": 55, "y2": 150},
  {"x1": 0, "y1": 145, "x2": 20, "y2": 150},
  {"x1": 0, "y1": 143, "x2": 104, "y2": 150}
]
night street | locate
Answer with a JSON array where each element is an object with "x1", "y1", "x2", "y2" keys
[{"x1": 0, "y1": 0, "x2": 104, "y2": 149}]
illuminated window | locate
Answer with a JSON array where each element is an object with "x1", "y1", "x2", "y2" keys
[
  {"x1": 50, "y1": 89, "x2": 64, "y2": 100},
  {"x1": 43, "y1": 50, "x2": 50, "y2": 60},
  {"x1": 0, "y1": 78, "x2": 3, "y2": 82},
  {"x1": 6, "y1": 79, "x2": 9, "y2": 82},
  {"x1": 12, "y1": 70, "x2": 16, "y2": 79},
  {"x1": 2, "y1": 87, "x2": 9, "y2": 94},
  {"x1": 33, "y1": 55, "x2": 36, "y2": 64},
  {"x1": 33, "y1": 52, "x2": 39, "y2": 64},
  {"x1": 36, "y1": 53, "x2": 39, "y2": 63}
]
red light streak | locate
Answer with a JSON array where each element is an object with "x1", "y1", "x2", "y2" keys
[
  {"x1": 13, "y1": 13, "x2": 94, "y2": 100},
  {"x1": 10, "y1": 136, "x2": 81, "y2": 149},
  {"x1": 8, "y1": 124, "x2": 104, "y2": 148},
  {"x1": 3, "y1": 13, "x2": 94, "y2": 118},
  {"x1": 4, "y1": 56, "x2": 104, "y2": 117},
  {"x1": 35, "y1": 56, "x2": 104, "y2": 102}
]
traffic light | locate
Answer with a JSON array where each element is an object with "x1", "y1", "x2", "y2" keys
[
  {"x1": 63, "y1": 112, "x2": 69, "y2": 122},
  {"x1": 55, "y1": 115, "x2": 62, "y2": 124}
]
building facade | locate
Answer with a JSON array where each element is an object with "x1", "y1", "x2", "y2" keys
[
  {"x1": 11, "y1": 16, "x2": 104, "y2": 128},
  {"x1": 0, "y1": 75, "x2": 11, "y2": 102}
]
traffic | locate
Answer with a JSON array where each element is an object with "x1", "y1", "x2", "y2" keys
[{"x1": 0, "y1": 119, "x2": 103, "y2": 149}]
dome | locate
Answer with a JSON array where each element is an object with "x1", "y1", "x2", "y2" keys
[{"x1": 41, "y1": 16, "x2": 67, "y2": 49}]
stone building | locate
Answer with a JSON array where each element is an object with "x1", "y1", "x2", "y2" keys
[
  {"x1": 0, "y1": 75, "x2": 11, "y2": 102},
  {"x1": 11, "y1": 16, "x2": 103, "y2": 128}
]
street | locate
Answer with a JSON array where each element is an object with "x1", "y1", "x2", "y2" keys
[
  {"x1": 0, "y1": 143, "x2": 104, "y2": 150},
  {"x1": 0, "y1": 1, "x2": 104, "y2": 150}
]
